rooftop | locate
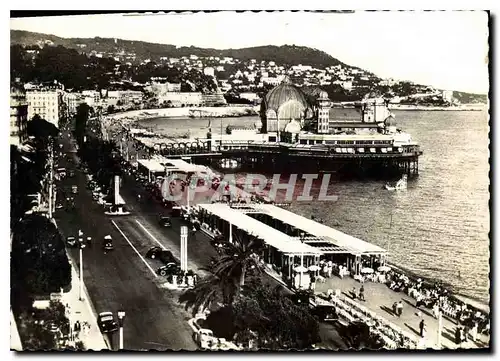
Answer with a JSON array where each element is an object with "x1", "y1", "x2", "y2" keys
[
  {"x1": 233, "y1": 204, "x2": 387, "y2": 255},
  {"x1": 198, "y1": 203, "x2": 322, "y2": 256}
]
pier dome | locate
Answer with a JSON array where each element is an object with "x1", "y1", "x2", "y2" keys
[{"x1": 260, "y1": 76, "x2": 312, "y2": 133}]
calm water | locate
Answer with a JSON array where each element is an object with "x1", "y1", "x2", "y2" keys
[{"x1": 139, "y1": 110, "x2": 490, "y2": 304}]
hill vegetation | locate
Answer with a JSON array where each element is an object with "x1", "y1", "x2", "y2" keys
[{"x1": 11, "y1": 30, "x2": 351, "y2": 69}]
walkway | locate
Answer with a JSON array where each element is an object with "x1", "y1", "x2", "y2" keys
[
  {"x1": 10, "y1": 310, "x2": 23, "y2": 351},
  {"x1": 315, "y1": 276, "x2": 490, "y2": 350}
]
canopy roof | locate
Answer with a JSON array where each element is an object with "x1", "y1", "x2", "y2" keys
[
  {"x1": 151, "y1": 155, "x2": 203, "y2": 173},
  {"x1": 242, "y1": 204, "x2": 387, "y2": 255},
  {"x1": 199, "y1": 203, "x2": 322, "y2": 255},
  {"x1": 137, "y1": 159, "x2": 165, "y2": 173}
]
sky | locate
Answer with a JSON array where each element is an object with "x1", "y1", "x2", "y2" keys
[{"x1": 10, "y1": 11, "x2": 490, "y2": 94}]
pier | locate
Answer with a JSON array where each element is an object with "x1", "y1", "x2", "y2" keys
[{"x1": 132, "y1": 138, "x2": 422, "y2": 178}]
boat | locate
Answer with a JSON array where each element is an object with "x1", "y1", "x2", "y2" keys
[{"x1": 385, "y1": 174, "x2": 408, "y2": 191}]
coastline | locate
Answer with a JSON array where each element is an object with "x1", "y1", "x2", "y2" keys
[
  {"x1": 101, "y1": 121, "x2": 490, "y2": 315},
  {"x1": 389, "y1": 104, "x2": 487, "y2": 111},
  {"x1": 105, "y1": 105, "x2": 259, "y2": 122}
]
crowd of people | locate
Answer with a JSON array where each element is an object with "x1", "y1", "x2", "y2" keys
[{"x1": 385, "y1": 269, "x2": 490, "y2": 338}]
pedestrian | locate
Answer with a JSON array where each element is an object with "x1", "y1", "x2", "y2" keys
[
  {"x1": 351, "y1": 287, "x2": 357, "y2": 300},
  {"x1": 432, "y1": 302, "x2": 440, "y2": 319},
  {"x1": 459, "y1": 327, "x2": 465, "y2": 345},
  {"x1": 455, "y1": 327, "x2": 462, "y2": 345},
  {"x1": 359, "y1": 285, "x2": 365, "y2": 301},
  {"x1": 310, "y1": 274, "x2": 316, "y2": 291},
  {"x1": 471, "y1": 322, "x2": 478, "y2": 342},
  {"x1": 396, "y1": 301, "x2": 404, "y2": 317},
  {"x1": 419, "y1": 319, "x2": 426, "y2": 338}
]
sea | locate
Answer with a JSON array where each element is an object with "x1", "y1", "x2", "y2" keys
[{"x1": 138, "y1": 109, "x2": 490, "y2": 305}]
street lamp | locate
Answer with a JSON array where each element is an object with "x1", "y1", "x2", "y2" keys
[
  {"x1": 299, "y1": 232, "x2": 305, "y2": 290},
  {"x1": 117, "y1": 310, "x2": 126, "y2": 350}
]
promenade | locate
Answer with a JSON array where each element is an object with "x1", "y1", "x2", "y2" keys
[
  {"x1": 10, "y1": 310, "x2": 23, "y2": 351},
  {"x1": 61, "y1": 258, "x2": 109, "y2": 350},
  {"x1": 315, "y1": 276, "x2": 490, "y2": 350}
]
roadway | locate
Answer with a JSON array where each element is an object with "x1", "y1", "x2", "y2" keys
[{"x1": 55, "y1": 132, "x2": 198, "y2": 351}]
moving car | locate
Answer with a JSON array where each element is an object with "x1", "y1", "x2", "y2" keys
[
  {"x1": 57, "y1": 168, "x2": 67, "y2": 178},
  {"x1": 145, "y1": 246, "x2": 178, "y2": 265},
  {"x1": 158, "y1": 216, "x2": 172, "y2": 227},
  {"x1": 66, "y1": 236, "x2": 79, "y2": 248},
  {"x1": 103, "y1": 235, "x2": 114, "y2": 251},
  {"x1": 97, "y1": 312, "x2": 118, "y2": 333}
]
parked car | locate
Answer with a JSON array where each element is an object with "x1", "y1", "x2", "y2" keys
[
  {"x1": 145, "y1": 246, "x2": 178, "y2": 265},
  {"x1": 210, "y1": 237, "x2": 231, "y2": 254},
  {"x1": 157, "y1": 263, "x2": 181, "y2": 277},
  {"x1": 97, "y1": 312, "x2": 118, "y2": 333},
  {"x1": 158, "y1": 216, "x2": 172, "y2": 227},
  {"x1": 311, "y1": 305, "x2": 338, "y2": 322}
]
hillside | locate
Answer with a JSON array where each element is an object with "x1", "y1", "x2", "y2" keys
[{"x1": 10, "y1": 30, "x2": 351, "y2": 69}]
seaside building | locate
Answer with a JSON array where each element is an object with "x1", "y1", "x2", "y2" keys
[
  {"x1": 26, "y1": 89, "x2": 64, "y2": 127},
  {"x1": 442, "y1": 90, "x2": 454, "y2": 103},
  {"x1": 10, "y1": 84, "x2": 29, "y2": 146},
  {"x1": 158, "y1": 92, "x2": 203, "y2": 107}
]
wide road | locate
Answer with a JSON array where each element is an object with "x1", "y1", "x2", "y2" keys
[
  {"x1": 55, "y1": 132, "x2": 197, "y2": 351},
  {"x1": 57, "y1": 128, "x2": 345, "y2": 351}
]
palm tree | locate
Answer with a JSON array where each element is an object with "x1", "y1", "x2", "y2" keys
[
  {"x1": 179, "y1": 271, "x2": 236, "y2": 316},
  {"x1": 179, "y1": 230, "x2": 265, "y2": 315},
  {"x1": 212, "y1": 229, "x2": 265, "y2": 291}
]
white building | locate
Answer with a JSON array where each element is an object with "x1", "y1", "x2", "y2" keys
[
  {"x1": 291, "y1": 64, "x2": 313, "y2": 72},
  {"x1": 10, "y1": 86, "x2": 28, "y2": 146},
  {"x1": 63, "y1": 93, "x2": 84, "y2": 115},
  {"x1": 26, "y1": 90, "x2": 63, "y2": 127},
  {"x1": 442, "y1": 90, "x2": 454, "y2": 103},
  {"x1": 204, "y1": 67, "x2": 215, "y2": 77},
  {"x1": 158, "y1": 92, "x2": 202, "y2": 107},
  {"x1": 239, "y1": 92, "x2": 260, "y2": 102}
]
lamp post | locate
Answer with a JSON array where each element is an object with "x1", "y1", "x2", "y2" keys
[
  {"x1": 78, "y1": 230, "x2": 85, "y2": 301},
  {"x1": 299, "y1": 232, "x2": 305, "y2": 290},
  {"x1": 117, "y1": 310, "x2": 125, "y2": 350}
]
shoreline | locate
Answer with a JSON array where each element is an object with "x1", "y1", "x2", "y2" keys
[
  {"x1": 105, "y1": 105, "x2": 259, "y2": 123},
  {"x1": 389, "y1": 105, "x2": 487, "y2": 111},
  {"x1": 103, "y1": 120, "x2": 489, "y2": 314}
]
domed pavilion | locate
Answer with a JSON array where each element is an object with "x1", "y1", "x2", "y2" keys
[{"x1": 260, "y1": 76, "x2": 314, "y2": 133}]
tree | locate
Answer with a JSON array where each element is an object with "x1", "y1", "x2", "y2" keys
[
  {"x1": 338, "y1": 321, "x2": 384, "y2": 350},
  {"x1": 203, "y1": 281, "x2": 321, "y2": 350},
  {"x1": 74, "y1": 103, "x2": 90, "y2": 144},
  {"x1": 211, "y1": 229, "x2": 265, "y2": 290},
  {"x1": 11, "y1": 215, "x2": 72, "y2": 295},
  {"x1": 178, "y1": 266, "x2": 237, "y2": 316},
  {"x1": 27, "y1": 114, "x2": 59, "y2": 140}
]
